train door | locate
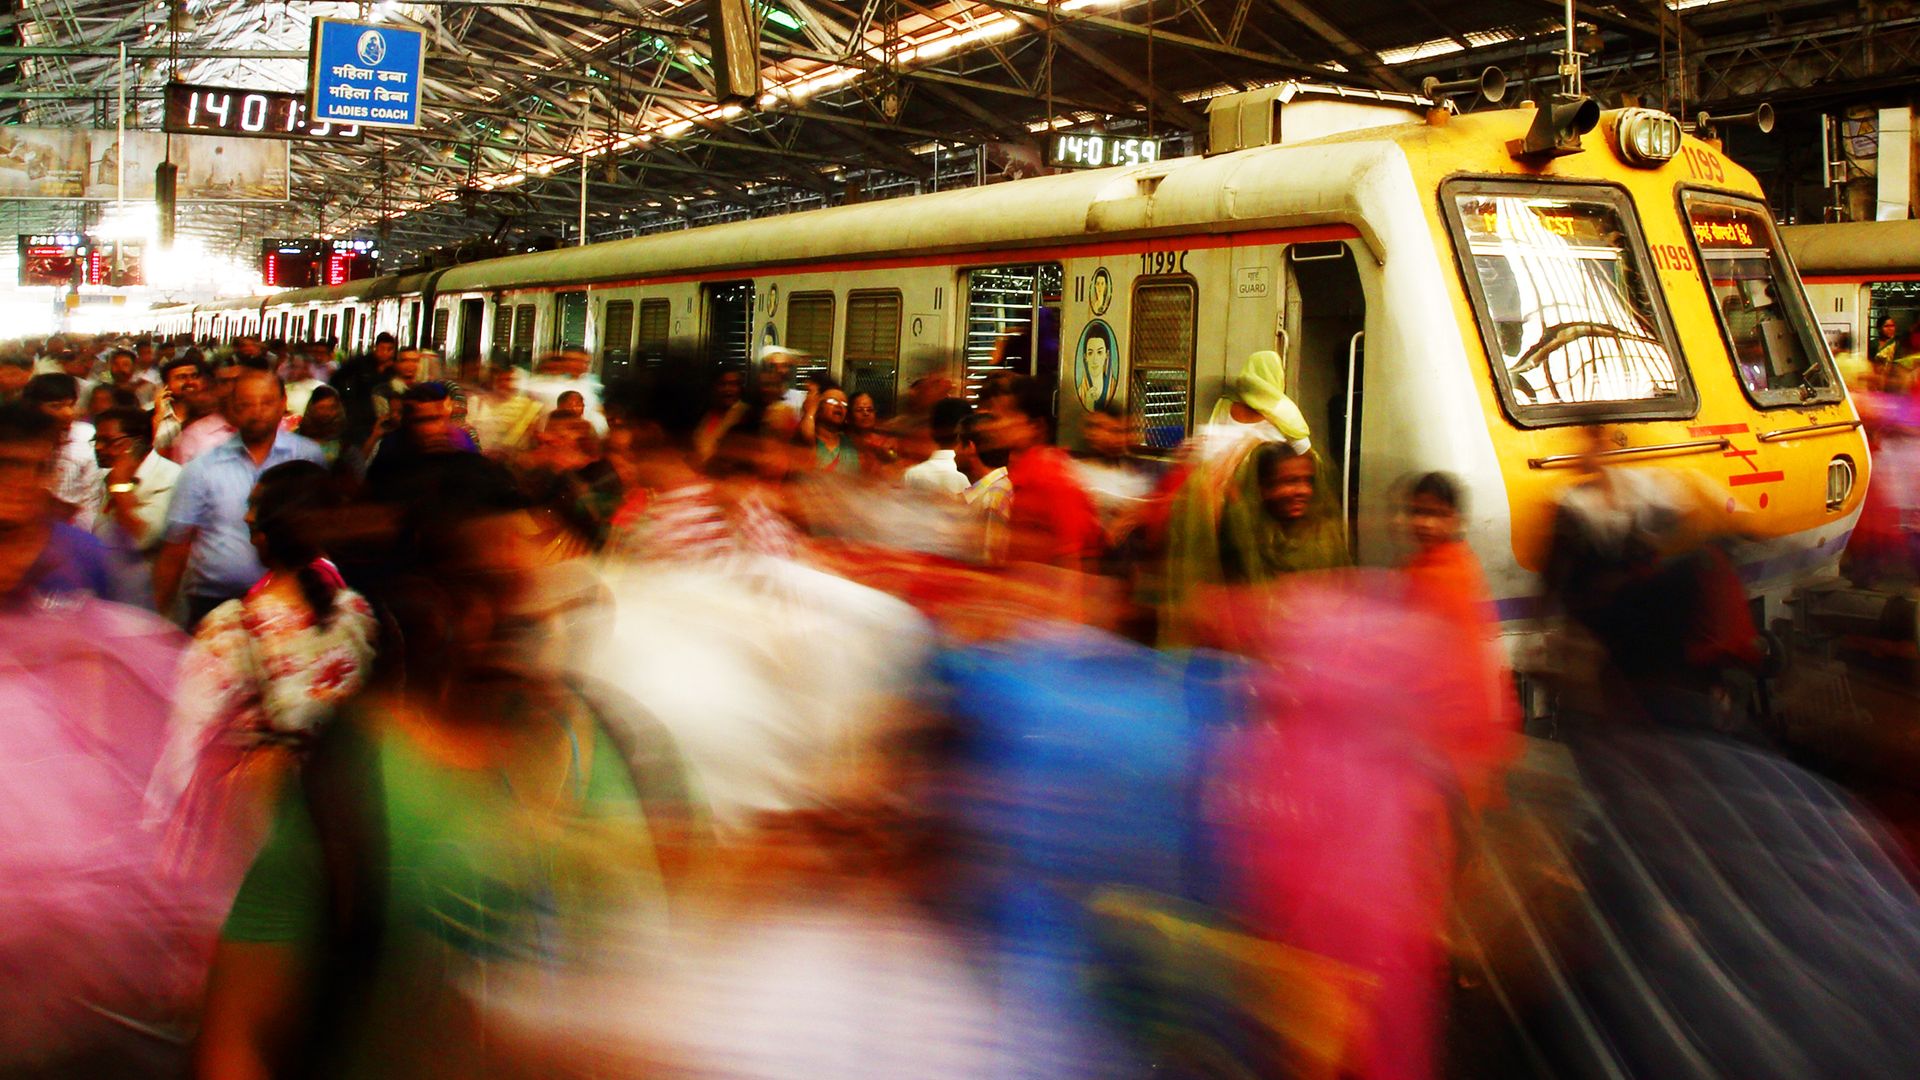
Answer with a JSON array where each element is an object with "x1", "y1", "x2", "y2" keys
[
  {"x1": 962, "y1": 263, "x2": 1063, "y2": 399},
  {"x1": 704, "y1": 280, "x2": 754, "y2": 371},
  {"x1": 456, "y1": 299, "x2": 485, "y2": 364},
  {"x1": 1285, "y1": 240, "x2": 1367, "y2": 547},
  {"x1": 554, "y1": 290, "x2": 588, "y2": 349}
]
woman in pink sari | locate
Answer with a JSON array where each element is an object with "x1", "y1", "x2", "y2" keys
[{"x1": 145, "y1": 460, "x2": 376, "y2": 881}]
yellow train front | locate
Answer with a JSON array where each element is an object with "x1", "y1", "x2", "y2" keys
[{"x1": 1379, "y1": 95, "x2": 1867, "y2": 632}]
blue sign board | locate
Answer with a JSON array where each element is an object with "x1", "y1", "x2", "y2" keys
[{"x1": 308, "y1": 19, "x2": 426, "y2": 129}]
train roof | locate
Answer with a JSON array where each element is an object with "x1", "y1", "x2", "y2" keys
[{"x1": 1781, "y1": 219, "x2": 1920, "y2": 276}]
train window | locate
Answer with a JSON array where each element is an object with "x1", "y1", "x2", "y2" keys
[
  {"x1": 706, "y1": 281, "x2": 755, "y2": 371},
  {"x1": 1681, "y1": 192, "x2": 1842, "y2": 408},
  {"x1": 554, "y1": 291, "x2": 588, "y2": 349},
  {"x1": 1128, "y1": 279, "x2": 1197, "y2": 450},
  {"x1": 601, "y1": 300, "x2": 636, "y2": 382},
  {"x1": 1445, "y1": 181, "x2": 1694, "y2": 426},
  {"x1": 637, "y1": 298, "x2": 671, "y2": 364},
  {"x1": 785, "y1": 292, "x2": 835, "y2": 383},
  {"x1": 511, "y1": 304, "x2": 537, "y2": 365},
  {"x1": 845, "y1": 290, "x2": 903, "y2": 414},
  {"x1": 964, "y1": 264, "x2": 1064, "y2": 399},
  {"x1": 429, "y1": 308, "x2": 450, "y2": 353}
]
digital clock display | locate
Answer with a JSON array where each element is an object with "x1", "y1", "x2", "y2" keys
[
  {"x1": 165, "y1": 83, "x2": 363, "y2": 143},
  {"x1": 1049, "y1": 133, "x2": 1163, "y2": 170}
]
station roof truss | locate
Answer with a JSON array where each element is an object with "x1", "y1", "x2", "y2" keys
[{"x1": 0, "y1": 0, "x2": 1909, "y2": 267}]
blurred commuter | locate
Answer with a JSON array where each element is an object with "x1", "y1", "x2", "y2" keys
[
  {"x1": 805, "y1": 384, "x2": 862, "y2": 476},
  {"x1": 92, "y1": 405, "x2": 181, "y2": 605},
  {"x1": 105, "y1": 346, "x2": 154, "y2": 409},
  {"x1": 295, "y1": 385, "x2": 349, "y2": 467},
  {"x1": 849, "y1": 391, "x2": 900, "y2": 475},
  {"x1": 1543, "y1": 426, "x2": 1761, "y2": 723},
  {"x1": 525, "y1": 345, "x2": 605, "y2": 433},
  {"x1": 174, "y1": 361, "x2": 242, "y2": 466},
  {"x1": 0, "y1": 351, "x2": 31, "y2": 402},
  {"x1": 693, "y1": 368, "x2": 747, "y2": 464},
  {"x1": 23, "y1": 372, "x2": 102, "y2": 528},
  {"x1": 0, "y1": 400, "x2": 118, "y2": 605},
  {"x1": 609, "y1": 361, "x2": 797, "y2": 561},
  {"x1": 904, "y1": 397, "x2": 973, "y2": 497},
  {"x1": 193, "y1": 460, "x2": 703, "y2": 1080},
  {"x1": 958, "y1": 411, "x2": 1012, "y2": 563},
  {"x1": 887, "y1": 372, "x2": 958, "y2": 467},
  {"x1": 146, "y1": 460, "x2": 374, "y2": 875},
  {"x1": 282, "y1": 349, "x2": 324, "y2": 419},
  {"x1": 156, "y1": 370, "x2": 327, "y2": 628},
  {"x1": 468, "y1": 363, "x2": 544, "y2": 456},
  {"x1": 550, "y1": 388, "x2": 585, "y2": 422},
  {"x1": 1074, "y1": 402, "x2": 1158, "y2": 532},
  {"x1": 363, "y1": 382, "x2": 478, "y2": 501},
  {"x1": 154, "y1": 353, "x2": 208, "y2": 460},
  {"x1": 976, "y1": 375, "x2": 1104, "y2": 570},
  {"x1": 331, "y1": 330, "x2": 397, "y2": 449},
  {"x1": 1396, "y1": 472, "x2": 1520, "y2": 808}
]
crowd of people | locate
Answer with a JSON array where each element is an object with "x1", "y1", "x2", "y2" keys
[{"x1": 3, "y1": 327, "x2": 1919, "y2": 1079}]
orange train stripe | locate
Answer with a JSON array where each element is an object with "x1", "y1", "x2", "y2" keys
[
  {"x1": 1690, "y1": 423, "x2": 1751, "y2": 436},
  {"x1": 1728, "y1": 470, "x2": 1785, "y2": 487}
]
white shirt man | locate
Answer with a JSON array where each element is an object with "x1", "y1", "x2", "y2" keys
[{"x1": 904, "y1": 449, "x2": 971, "y2": 496}]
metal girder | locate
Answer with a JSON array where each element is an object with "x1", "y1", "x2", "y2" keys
[
  {"x1": 978, "y1": 0, "x2": 1338, "y2": 77},
  {"x1": 1262, "y1": 0, "x2": 1415, "y2": 93}
]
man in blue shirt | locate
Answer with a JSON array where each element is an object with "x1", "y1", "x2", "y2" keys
[{"x1": 154, "y1": 369, "x2": 325, "y2": 627}]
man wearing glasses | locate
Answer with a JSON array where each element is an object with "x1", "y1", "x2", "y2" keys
[{"x1": 92, "y1": 406, "x2": 180, "y2": 556}]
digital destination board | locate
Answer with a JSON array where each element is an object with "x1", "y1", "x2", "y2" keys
[{"x1": 261, "y1": 237, "x2": 379, "y2": 288}]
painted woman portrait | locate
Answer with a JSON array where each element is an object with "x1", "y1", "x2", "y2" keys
[{"x1": 1075, "y1": 319, "x2": 1117, "y2": 412}]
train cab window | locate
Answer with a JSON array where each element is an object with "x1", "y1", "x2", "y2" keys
[
  {"x1": 510, "y1": 303, "x2": 537, "y2": 366},
  {"x1": 1445, "y1": 181, "x2": 1694, "y2": 426},
  {"x1": 1128, "y1": 279, "x2": 1197, "y2": 450},
  {"x1": 637, "y1": 298, "x2": 671, "y2": 364},
  {"x1": 785, "y1": 292, "x2": 835, "y2": 384},
  {"x1": 601, "y1": 300, "x2": 636, "y2": 382},
  {"x1": 964, "y1": 263, "x2": 1064, "y2": 399},
  {"x1": 845, "y1": 290, "x2": 903, "y2": 414},
  {"x1": 1681, "y1": 192, "x2": 1842, "y2": 407},
  {"x1": 554, "y1": 291, "x2": 588, "y2": 349}
]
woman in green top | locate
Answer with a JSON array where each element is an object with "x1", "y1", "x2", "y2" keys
[{"x1": 194, "y1": 458, "x2": 702, "y2": 1080}]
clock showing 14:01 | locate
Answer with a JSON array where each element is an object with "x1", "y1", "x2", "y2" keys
[{"x1": 1048, "y1": 132, "x2": 1163, "y2": 170}]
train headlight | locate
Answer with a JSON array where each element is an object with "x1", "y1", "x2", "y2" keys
[
  {"x1": 1827, "y1": 455, "x2": 1855, "y2": 512},
  {"x1": 1614, "y1": 108, "x2": 1682, "y2": 167}
]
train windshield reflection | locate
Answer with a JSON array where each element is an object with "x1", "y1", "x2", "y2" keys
[{"x1": 1451, "y1": 185, "x2": 1688, "y2": 423}]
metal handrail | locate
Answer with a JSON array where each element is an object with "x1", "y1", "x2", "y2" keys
[
  {"x1": 1527, "y1": 436, "x2": 1731, "y2": 469},
  {"x1": 1756, "y1": 419, "x2": 1862, "y2": 443}
]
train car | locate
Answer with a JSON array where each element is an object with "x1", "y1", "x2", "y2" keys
[
  {"x1": 220, "y1": 80, "x2": 1866, "y2": 645},
  {"x1": 1783, "y1": 218, "x2": 1920, "y2": 374}
]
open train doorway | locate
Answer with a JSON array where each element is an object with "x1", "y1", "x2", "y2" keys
[
  {"x1": 457, "y1": 299, "x2": 485, "y2": 364},
  {"x1": 964, "y1": 263, "x2": 1063, "y2": 402},
  {"x1": 705, "y1": 280, "x2": 754, "y2": 372},
  {"x1": 1285, "y1": 241, "x2": 1367, "y2": 552}
]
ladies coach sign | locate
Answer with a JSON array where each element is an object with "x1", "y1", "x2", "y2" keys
[{"x1": 309, "y1": 18, "x2": 426, "y2": 129}]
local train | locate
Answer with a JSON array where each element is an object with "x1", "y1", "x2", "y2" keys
[{"x1": 138, "y1": 81, "x2": 1869, "y2": 635}]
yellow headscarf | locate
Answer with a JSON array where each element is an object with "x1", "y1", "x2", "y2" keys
[{"x1": 1208, "y1": 350, "x2": 1312, "y2": 448}]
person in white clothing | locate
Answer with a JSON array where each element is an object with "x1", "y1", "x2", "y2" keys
[{"x1": 902, "y1": 398, "x2": 973, "y2": 497}]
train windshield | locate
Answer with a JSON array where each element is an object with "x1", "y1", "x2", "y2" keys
[
  {"x1": 1447, "y1": 182, "x2": 1692, "y2": 426},
  {"x1": 1682, "y1": 192, "x2": 1843, "y2": 407}
]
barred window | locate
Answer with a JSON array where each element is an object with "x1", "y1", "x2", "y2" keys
[
  {"x1": 845, "y1": 290, "x2": 902, "y2": 413},
  {"x1": 511, "y1": 303, "x2": 537, "y2": 366},
  {"x1": 1129, "y1": 279, "x2": 1197, "y2": 449},
  {"x1": 602, "y1": 300, "x2": 635, "y2": 381},
  {"x1": 554, "y1": 291, "x2": 588, "y2": 349},
  {"x1": 491, "y1": 304, "x2": 513, "y2": 363},
  {"x1": 637, "y1": 298, "x2": 671, "y2": 364},
  {"x1": 429, "y1": 308, "x2": 450, "y2": 352},
  {"x1": 785, "y1": 292, "x2": 835, "y2": 383}
]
